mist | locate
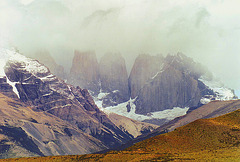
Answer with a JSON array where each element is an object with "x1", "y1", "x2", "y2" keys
[{"x1": 0, "y1": 0, "x2": 240, "y2": 96}]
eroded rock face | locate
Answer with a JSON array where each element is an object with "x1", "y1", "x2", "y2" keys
[
  {"x1": 99, "y1": 53, "x2": 130, "y2": 107},
  {"x1": 4, "y1": 54, "x2": 132, "y2": 149},
  {"x1": 0, "y1": 76, "x2": 18, "y2": 99},
  {"x1": 68, "y1": 51, "x2": 100, "y2": 95},
  {"x1": 134, "y1": 53, "x2": 214, "y2": 114},
  {"x1": 129, "y1": 54, "x2": 164, "y2": 99},
  {"x1": 0, "y1": 93, "x2": 106, "y2": 158}
]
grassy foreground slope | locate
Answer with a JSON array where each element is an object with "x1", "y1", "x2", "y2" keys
[{"x1": 1, "y1": 103, "x2": 240, "y2": 161}]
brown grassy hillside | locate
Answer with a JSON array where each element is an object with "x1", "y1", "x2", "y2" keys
[{"x1": 2, "y1": 104, "x2": 240, "y2": 161}]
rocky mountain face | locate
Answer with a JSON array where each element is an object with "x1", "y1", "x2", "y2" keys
[
  {"x1": 0, "y1": 76, "x2": 18, "y2": 99},
  {"x1": 3, "y1": 52, "x2": 133, "y2": 150},
  {"x1": 0, "y1": 93, "x2": 106, "y2": 158},
  {"x1": 99, "y1": 53, "x2": 130, "y2": 107},
  {"x1": 22, "y1": 101, "x2": 240, "y2": 161},
  {"x1": 129, "y1": 54, "x2": 164, "y2": 99},
  {"x1": 68, "y1": 50, "x2": 100, "y2": 95},
  {"x1": 0, "y1": 49, "x2": 160, "y2": 158},
  {"x1": 69, "y1": 51, "x2": 130, "y2": 107},
  {"x1": 93, "y1": 52, "x2": 236, "y2": 126},
  {"x1": 133, "y1": 53, "x2": 214, "y2": 114}
]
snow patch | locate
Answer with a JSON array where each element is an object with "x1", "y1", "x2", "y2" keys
[
  {"x1": 8, "y1": 52, "x2": 49, "y2": 74},
  {"x1": 199, "y1": 77, "x2": 236, "y2": 102},
  {"x1": 151, "y1": 71, "x2": 161, "y2": 80},
  {"x1": 151, "y1": 64, "x2": 164, "y2": 80},
  {"x1": 112, "y1": 90, "x2": 119, "y2": 93},
  {"x1": 96, "y1": 97, "x2": 189, "y2": 121},
  {"x1": 6, "y1": 77, "x2": 20, "y2": 98},
  {"x1": 200, "y1": 97, "x2": 211, "y2": 104},
  {"x1": 97, "y1": 90, "x2": 109, "y2": 100}
]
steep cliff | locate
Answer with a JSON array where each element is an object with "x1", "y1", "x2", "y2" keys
[
  {"x1": 99, "y1": 53, "x2": 130, "y2": 107},
  {"x1": 68, "y1": 50, "x2": 100, "y2": 95},
  {"x1": 0, "y1": 93, "x2": 106, "y2": 158},
  {"x1": 133, "y1": 53, "x2": 228, "y2": 114},
  {"x1": 3, "y1": 51, "x2": 132, "y2": 149},
  {"x1": 0, "y1": 76, "x2": 18, "y2": 99},
  {"x1": 129, "y1": 54, "x2": 164, "y2": 99},
  {"x1": 103, "y1": 52, "x2": 236, "y2": 125}
]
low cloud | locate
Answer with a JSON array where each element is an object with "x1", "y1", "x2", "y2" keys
[{"x1": 1, "y1": 0, "x2": 240, "y2": 94}]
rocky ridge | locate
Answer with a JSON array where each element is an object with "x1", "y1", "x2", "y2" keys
[
  {"x1": 0, "y1": 93, "x2": 106, "y2": 158},
  {"x1": 0, "y1": 48, "x2": 159, "y2": 159},
  {"x1": 96, "y1": 52, "x2": 237, "y2": 125},
  {"x1": 68, "y1": 51, "x2": 130, "y2": 107},
  {"x1": 3, "y1": 51, "x2": 133, "y2": 149}
]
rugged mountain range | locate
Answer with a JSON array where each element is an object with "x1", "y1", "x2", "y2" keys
[
  {"x1": 69, "y1": 51, "x2": 236, "y2": 125},
  {"x1": 0, "y1": 49, "x2": 238, "y2": 160},
  {"x1": 0, "y1": 49, "x2": 157, "y2": 158},
  {"x1": 98, "y1": 53, "x2": 130, "y2": 107},
  {"x1": 0, "y1": 93, "x2": 106, "y2": 158},
  {"x1": 12, "y1": 100, "x2": 240, "y2": 161},
  {"x1": 68, "y1": 51, "x2": 130, "y2": 107},
  {"x1": 133, "y1": 53, "x2": 215, "y2": 114}
]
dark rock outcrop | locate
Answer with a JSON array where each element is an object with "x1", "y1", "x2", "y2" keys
[
  {"x1": 0, "y1": 76, "x2": 18, "y2": 99},
  {"x1": 4, "y1": 54, "x2": 132, "y2": 149},
  {"x1": 68, "y1": 50, "x2": 100, "y2": 95},
  {"x1": 99, "y1": 53, "x2": 130, "y2": 107}
]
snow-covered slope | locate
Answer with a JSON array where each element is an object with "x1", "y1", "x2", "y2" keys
[
  {"x1": 199, "y1": 76, "x2": 237, "y2": 104},
  {"x1": 94, "y1": 96, "x2": 189, "y2": 125},
  {"x1": 0, "y1": 49, "x2": 23, "y2": 97},
  {"x1": 0, "y1": 48, "x2": 56, "y2": 98}
]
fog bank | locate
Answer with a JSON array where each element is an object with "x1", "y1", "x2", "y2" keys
[{"x1": 0, "y1": 0, "x2": 240, "y2": 95}]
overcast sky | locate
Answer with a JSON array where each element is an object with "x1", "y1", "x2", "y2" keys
[{"x1": 0, "y1": 0, "x2": 240, "y2": 96}]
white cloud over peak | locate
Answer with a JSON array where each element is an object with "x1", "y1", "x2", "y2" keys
[{"x1": 0, "y1": 0, "x2": 240, "y2": 93}]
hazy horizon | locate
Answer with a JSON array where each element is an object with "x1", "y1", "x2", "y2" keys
[{"x1": 0, "y1": 0, "x2": 240, "y2": 96}]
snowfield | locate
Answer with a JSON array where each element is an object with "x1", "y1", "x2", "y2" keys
[
  {"x1": 94, "y1": 96, "x2": 189, "y2": 122},
  {"x1": 199, "y1": 76, "x2": 236, "y2": 104}
]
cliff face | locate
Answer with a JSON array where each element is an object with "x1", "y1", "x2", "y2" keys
[
  {"x1": 0, "y1": 76, "x2": 18, "y2": 99},
  {"x1": 67, "y1": 50, "x2": 236, "y2": 125},
  {"x1": 0, "y1": 93, "x2": 106, "y2": 158},
  {"x1": 134, "y1": 53, "x2": 214, "y2": 114},
  {"x1": 135, "y1": 66, "x2": 211, "y2": 114},
  {"x1": 4, "y1": 53, "x2": 132, "y2": 149},
  {"x1": 99, "y1": 53, "x2": 130, "y2": 107},
  {"x1": 69, "y1": 50, "x2": 100, "y2": 95},
  {"x1": 129, "y1": 54, "x2": 164, "y2": 99}
]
